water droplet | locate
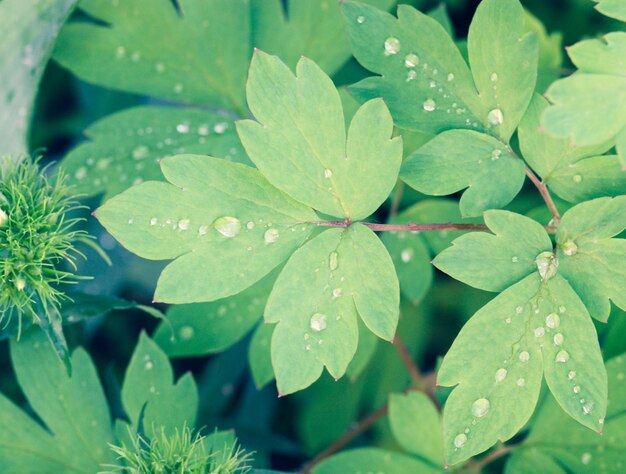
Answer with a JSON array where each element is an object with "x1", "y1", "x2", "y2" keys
[
  {"x1": 384, "y1": 37, "x2": 401, "y2": 55},
  {"x1": 516, "y1": 306, "x2": 524, "y2": 314},
  {"x1": 155, "y1": 62, "x2": 165, "y2": 73},
  {"x1": 511, "y1": 256, "x2": 519, "y2": 263},
  {"x1": 324, "y1": 168, "x2": 333, "y2": 178},
  {"x1": 115, "y1": 46, "x2": 126, "y2": 58},
  {"x1": 150, "y1": 217, "x2": 158, "y2": 226},
  {"x1": 404, "y1": 53, "x2": 419, "y2": 67},
  {"x1": 332, "y1": 288, "x2": 342, "y2": 298},
  {"x1": 516, "y1": 378, "x2": 525, "y2": 387},
  {"x1": 583, "y1": 402, "x2": 593, "y2": 414},
  {"x1": 447, "y1": 73, "x2": 455, "y2": 81},
  {"x1": 429, "y1": 80, "x2": 437, "y2": 88},
  {"x1": 556, "y1": 350, "x2": 570, "y2": 363},
  {"x1": 213, "y1": 216, "x2": 241, "y2": 238},
  {"x1": 559, "y1": 306, "x2": 566, "y2": 313},
  {"x1": 214, "y1": 122, "x2": 228, "y2": 134},
  {"x1": 471, "y1": 398, "x2": 490, "y2": 417},
  {"x1": 534, "y1": 327, "x2": 545, "y2": 338},
  {"x1": 75, "y1": 167, "x2": 87, "y2": 180},
  {"x1": 131, "y1": 51, "x2": 141, "y2": 61},
  {"x1": 176, "y1": 123, "x2": 190, "y2": 134},
  {"x1": 573, "y1": 385, "x2": 581, "y2": 393},
  {"x1": 536, "y1": 251, "x2": 559, "y2": 281},
  {"x1": 177, "y1": 219, "x2": 190, "y2": 230},
  {"x1": 568, "y1": 371, "x2": 576, "y2": 380},
  {"x1": 357, "y1": 15, "x2": 365, "y2": 24},
  {"x1": 487, "y1": 108, "x2": 504, "y2": 125},
  {"x1": 490, "y1": 72, "x2": 498, "y2": 82},
  {"x1": 505, "y1": 317, "x2": 512, "y2": 324},
  {"x1": 423, "y1": 99, "x2": 436, "y2": 112},
  {"x1": 581, "y1": 452, "x2": 592, "y2": 465},
  {"x1": 454, "y1": 433, "x2": 467, "y2": 448},
  {"x1": 246, "y1": 221, "x2": 255, "y2": 230},
  {"x1": 407, "y1": 70, "x2": 417, "y2": 81},
  {"x1": 519, "y1": 351, "x2": 530, "y2": 362},
  {"x1": 491, "y1": 149, "x2": 502, "y2": 160},
  {"x1": 400, "y1": 248, "x2": 414, "y2": 263},
  {"x1": 264, "y1": 228, "x2": 280, "y2": 243},
  {"x1": 198, "y1": 225, "x2": 208, "y2": 235},
  {"x1": 495, "y1": 368, "x2": 507, "y2": 382},
  {"x1": 149, "y1": 386, "x2": 156, "y2": 393},
  {"x1": 553, "y1": 333, "x2": 564, "y2": 346},
  {"x1": 127, "y1": 218, "x2": 134, "y2": 224},
  {"x1": 179, "y1": 326, "x2": 194, "y2": 340},
  {"x1": 573, "y1": 174, "x2": 582, "y2": 183},
  {"x1": 145, "y1": 360, "x2": 153, "y2": 370},
  {"x1": 132, "y1": 145, "x2": 149, "y2": 159},
  {"x1": 562, "y1": 240, "x2": 578, "y2": 256},
  {"x1": 546, "y1": 312, "x2": 560, "y2": 329},
  {"x1": 329, "y1": 251, "x2": 338, "y2": 270},
  {"x1": 174, "y1": 83, "x2": 184, "y2": 94},
  {"x1": 310, "y1": 313, "x2": 328, "y2": 332}
]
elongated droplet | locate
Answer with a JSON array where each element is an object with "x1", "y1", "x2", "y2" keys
[
  {"x1": 177, "y1": 219, "x2": 190, "y2": 230},
  {"x1": 454, "y1": 433, "x2": 467, "y2": 448},
  {"x1": 546, "y1": 312, "x2": 560, "y2": 329},
  {"x1": 264, "y1": 228, "x2": 279, "y2": 243},
  {"x1": 329, "y1": 251, "x2": 338, "y2": 270},
  {"x1": 384, "y1": 37, "x2": 401, "y2": 55},
  {"x1": 495, "y1": 368, "x2": 507, "y2": 382},
  {"x1": 404, "y1": 53, "x2": 419, "y2": 67},
  {"x1": 310, "y1": 313, "x2": 327, "y2": 332},
  {"x1": 213, "y1": 216, "x2": 241, "y2": 238},
  {"x1": 562, "y1": 240, "x2": 578, "y2": 256},
  {"x1": 553, "y1": 333, "x2": 564, "y2": 346},
  {"x1": 471, "y1": 398, "x2": 490, "y2": 417}
]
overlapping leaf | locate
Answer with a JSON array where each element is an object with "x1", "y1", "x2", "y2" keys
[
  {"x1": 342, "y1": 0, "x2": 537, "y2": 141},
  {"x1": 96, "y1": 155, "x2": 317, "y2": 304},
  {"x1": 61, "y1": 106, "x2": 248, "y2": 199},
  {"x1": 519, "y1": 94, "x2": 624, "y2": 204},
  {"x1": 313, "y1": 448, "x2": 441, "y2": 474},
  {"x1": 0, "y1": 0, "x2": 76, "y2": 155},
  {"x1": 593, "y1": 0, "x2": 626, "y2": 23}
]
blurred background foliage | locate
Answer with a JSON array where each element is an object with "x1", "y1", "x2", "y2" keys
[{"x1": 2, "y1": 0, "x2": 625, "y2": 471}]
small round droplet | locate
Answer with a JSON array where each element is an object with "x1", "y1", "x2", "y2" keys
[
  {"x1": 495, "y1": 368, "x2": 507, "y2": 382},
  {"x1": 573, "y1": 174, "x2": 582, "y2": 183},
  {"x1": 519, "y1": 351, "x2": 530, "y2": 362},
  {"x1": 357, "y1": 15, "x2": 365, "y2": 24},
  {"x1": 179, "y1": 326, "x2": 194, "y2": 340},
  {"x1": 546, "y1": 312, "x2": 560, "y2": 329},
  {"x1": 511, "y1": 256, "x2": 519, "y2": 263},
  {"x1": 400, "y1": 248, "x2": 414, "y2": 263},
  {"x1": 447, "y1": 73, "x2": 455, "y2": 81},
  {"x1": 329, "y1": 251, "x2": 338, "y2": 270},
  {"x1": 568, "y1": 371, "x2": 576, "y2": 380},
  {"x1": 423, "y1": 99, "x2": 436, "y2": 112},
  {"x1": 407, "y1": 70, "x2": 417, "y2": 81},
  {"x1": 132, "y1": 145, "x2": 149, "y2": 159},
  {"x1": 561, "y1": 240, "x2": 578, "y2": 256},
  {"x1": 516, "y1": 378, "x2": 525, "y2": 387},
  {"x1": 556, "y1": 350, "x2": 570, "y2": 363},
  {"x1": 214, "y1": 122, "x2": 228, "y2": 134},
  {"x1": 534, "y1": 327, "x2": 545, "y2": 338},
  {"x1": 490, "y1": 72, "x2": 498, "y2": 82},
  {"x1": 198, "y1": 225, "x2": 208, "y2": 235},
  {"x1": 176, "y1": 123, "x2": 190, "y2": 134},
  {"x1": 581, "y1": 452, "x2": 592, "y2": 465},
  {"x1": 264, "y1": 228, "x2": 279, "y2": 244},
  {"x1": 471, "y1": 398, "x2": 490, "y2": 418},
  {"x1": 454, "y1": 433, "x2": 467, "y2": 448},
  {"x1": 145, "y1": 361, "x2": 153, "y2": 370},
  {"x1": 213, "y1": 216, "x2": 241, "y2": 238},
  {"x1": 516, "y1": 306, "x2": 524, "y2": 314},
  {"x1": 177, "y1": 219, "x2": 190, "y2": 230},
  {"x1": 491, "y1": 149, "x2": 502, "y2": 160},
  {"x1": 75, "y1": 167, "x2": 87, "y2": 180},
  {"x1": 573, "y1": 385, "x2": 581, "y2": 394},
  {"x1": 384, "y1": 37, "x2": 401, "y2": 55},
  {"x1": 246, "y1": 221, "x2": 255, "y2": 230},
  {"x1": 553, "y1": 333, "x2": 564, "y2": 346},
  {"x1": 487, "y1": 108, "x2": 504, "y2": 125},
  {"x1": 310, "y1": 313, "x2": 328, "y2": 332},
  {"x1": 332, "y1": 288, "x2": 342, "y2": 298},
  {"x1": 324, "y1": 168, "x2": 333, "y2": 178},
  {"x1": 404, "y1": 53, "x2": 419, "y2": 67}
]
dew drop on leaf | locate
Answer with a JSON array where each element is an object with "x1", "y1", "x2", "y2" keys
[
  {"x1": 329, "y1": 251, "x2": 338, "y2": 270},
  {"x1": 213, "y1": 216, "x2": 241, "y2": 238},
  {"x1": 553, "y1": 333, "x2": 564, "y2": 346},
  {"x1": 471, "y1": 398, "x2": 490, "y2": 417},
  {"x1": 495, "y1": 368, "x2": 507, "y2": 382},
  {"x1": 400, "y1": 248, "x2": 414, "y2": 263},
  {"x1": 555, "y1": 350, "x2": 570, "y2": 363},
  {"x1": 132, "y1": 145, "x2": 149, "y2": 159},
  {"x1": 568, "y1": 370, "x2": 576, "y2": 380},
  {"x1": 562, "y1": 240, "x2": 578, "y2": 256},
  {"x1": 487, "y1": 108, "x2": 504, "y2": 126},
  {"x1": 357, "y1": 15, "x2": 365, "y2": 24},
  {"x1": 534, "y1": 327, "x2": 545, "y2": 338},
  {"x1": 546, "y1": 312, "x2": 560, "y2": 329},
  {"x1": 324, "y1": 168, "x2": 333, "y2": 178},
  {"x1": 491, "y1": 149, "x2": 502, "y2": 160},
  {"x1": 516, "y1": 377, "x2": 525, "y2": 387},
  {"x1": 332, "y1": 288, "x2": 342, "y2": 298},
  {"x1": 447, "y1": 73, "x2": 455, "y2": 81},
  {"x1": 519, "y1": 351, "x2": 530, "y2": 362},
  {"x1": 581, "y1": 453, "x2": 592, "y2": 465},
  {"x1": 404, "y1": 53, "x2": 419, "y2": 67},
  {"x1": 454, "y1": 433, "x2": 467, "y2": 448},
  {"x1": 264, "y1": 228, "x2": 279, "y2": 243},
  {"x1": 310, "y1": 313, "x2": 327, "y2": 332},
  {"x1": 176, "y1": 123, "x2": 190, "y2": 134},
  {"x1": 583, "y1": 402, "x2": 593, "y2": 414},
  {"x1": 179, "y1": 326, "x2": 194, "y2": 340},
  {"x1": 423, "y1": 99, "x2": 436, "y2": 112},
  {"x1": 384, "y1": 37, "x2": 400, "y2": 55},
  {"x1": 177, "y1": 219, "x2": 190, "y2": 230},
  {"x1": 490, "y1": 72, "x2": 498, "y2": 82},
  {"x1": 198, "y1": 225, "x2": 208, "y2": 235},
  {"x1": 573, "y1": 174, "x2": 582, "y2": 183}
]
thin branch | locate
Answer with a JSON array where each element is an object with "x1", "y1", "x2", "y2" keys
[
  {"x1": 393, "y1": 337, "x2": 440, "y2": 409},
  {"x1": 524, "y1": 166, "x2": 561, "y2": 225},
  {"x1": 468, "y1": 444, "x2": 516, "y2": 473},
  {"x1": 300, "y1": 403, "x2": 389, "y2": 473}
]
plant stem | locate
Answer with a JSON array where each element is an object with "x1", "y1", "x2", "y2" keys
[
  {"x1": 524, "y1": 166, "x2": 561, "y2": 225},
  {"x1": 392, "y1": 337, "x2": 439, "y2": 408},
  {"x1": 300, "y1": 403, "x2": 389, "y2": 473},
  {"x1": 467, "y1": 444, "x2": 515, "y2": 473}
]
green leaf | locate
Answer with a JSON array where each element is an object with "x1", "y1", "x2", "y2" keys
[
  {"x1": 342, "y1": 0, "x2": 537, "y2": 141},
  {"x1": 593, "y1": 0, "x2": 626, "y2": 21},
  {"x1": 9, "y1": 329, "x2": 116, "y2": 472},
  {"x1": 506, "y1": 449, "x2": 566, "y2": 474},
  {"x1": 389, "y1": 392, "x2": 443, "y2": 466},
  {"x1": 54, "y1": 0, "x2": 251, "y2": 114},
  {"x1": 313, "y1": 448, "x2": 441, "y2": 474},
  {"x1": 556, "y1": 196, "x2": 626, "y2": 322},
  {"x1": 543, "y1": 32, "x2": 626, "y2": 162},
  {"x1": 237, "y1": 51, "x2": 402, "y2": 220},
  {"x1": 0, "y1": 0, "x2": 76, "y2": 155},
  {"x1": 401, "y1": 130, "x2": 525, "y2": 216},
  {"x1": 346, "y1": 319, "x2": 379, "y2": 381},
  {"x1": 434, "y1": 210, "x2": 552, "y2": 292},
  {"x1": 121, "y1": 332, "x2": 198, "y2": 436},
  {"x1": 250, "y1": 0, "x2": 394, "y2": 77},
  {"x1": 523, "y1": 10, "x2": 563, "y2": 93},
  {"x1": 61, "y1": 106, "x2": 248, "y2": 199},
  {"x1": 95, "y1": 155, "x2": 317, "y2": 303},
  {"x1": 519, "y1": 94, "x2": 625, "y2": 204},
  {"x1": 515, "y1": 354, "x2": 626, "y2": 473},
  {"x1": 266, "y1": 224, "x2": 399, "y2": 395},
  {"x1": 438, "y1": 274, "x2": 606, "y2": 465},
  {"x1": 154, "y1": 269, "x2": 275, "y2": 357},
  {"x1": 249, "y1": 322, "x2": 276, "y2": 389}
]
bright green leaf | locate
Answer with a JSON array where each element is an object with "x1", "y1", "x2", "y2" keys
[
  {"x1": 266, "y1": 224, "x2": 399, "y2": 395},
  {"x1": 0, "y1": 0, "x2": 76, "y2": 155},
  {"x1": 434, "y1": 210, "x2": 552, "y2": 292},
  {"x1": 389, "y1": 392, "x2": 443, "y2": 466},
  {"x1": 54, "y1": 0, "x2": 251, "y2": 114},
  {"x1": 95, "y1": 155, "x2": 317, "y2": 303},
  {"x1": 61, "y1": 106, "x2": 248, "y2": 199},
  {"x1": 401, "y1": 130, "x2": 525, "y2": 216},
  {"x1": 556, "y1": 196, "x2": 626, "y2": 322},
  {"x1": 237, "y1": 52, "x2": 402, "y2": 220},
  {"x1": 438, "y1": 274, "x2": 606, "y2": 465},
  {"x1": 593, "y1": 0, "x2": 626, "y2": 22}
]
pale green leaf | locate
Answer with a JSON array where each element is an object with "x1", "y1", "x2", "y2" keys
[
  {"x1": 0, "y1": 0, "x2": 76, "y2": 155},
  {"x1": 237, "y1": 52, "x2": 401, "y2": 220},
  {"x1": 438, "y1": 274, "x2": 606, "y2": 465},
  {"x1": 10, "y1": 330, "x2": 116, "y2": 472},
  {"x1": 95, "y1": 155, "x2": 317, "y2": 303},
  {"x1": 523, "y1": 10, "x2": 563, "y2": 93},
  {"x1": 312, "y1": 448, "x2": 441, "y2": 474},
  {"x1": 121, "y1": 332, "x2": 198, "y2": 436},
  {"x1": 434, "y1": 210, "x2": 552, "y2": 292},
  {"x1": 401, "y1": 130, "x2": 525, "y2": 216},
  {"x1": 154, "y1": 270, "x2": 275, "y2": 357},
  {"x1": 61, "y1": 106, "x2": 247, "y2": 199},
  {"x1": 389, "y1": 392, "x2": 444, "y2": 466},
  {"x1": 556, "y1": 196, "x2": 626, "y2": 321},
  {"x1": 266, "y1": 224, "x2": 399, "y2": 394},
  {"x1": 249, "y1": 322, "x2": 275, "y2": 389},
  {"x1": 250, "y1": 0, "x2": 394, "y2": 77},
  {"x1": 54, "y1": 0, "x2": 251, "y2": 114},
  {"x1": 343, "y1": 0, "x2": 537, "y2": 141},
  {"x1": 594, "y1": 0, "x2": 626, "y2": 21},
  {"x1": 519, "y1": 94, "x2": 625, "y2": 203}
]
